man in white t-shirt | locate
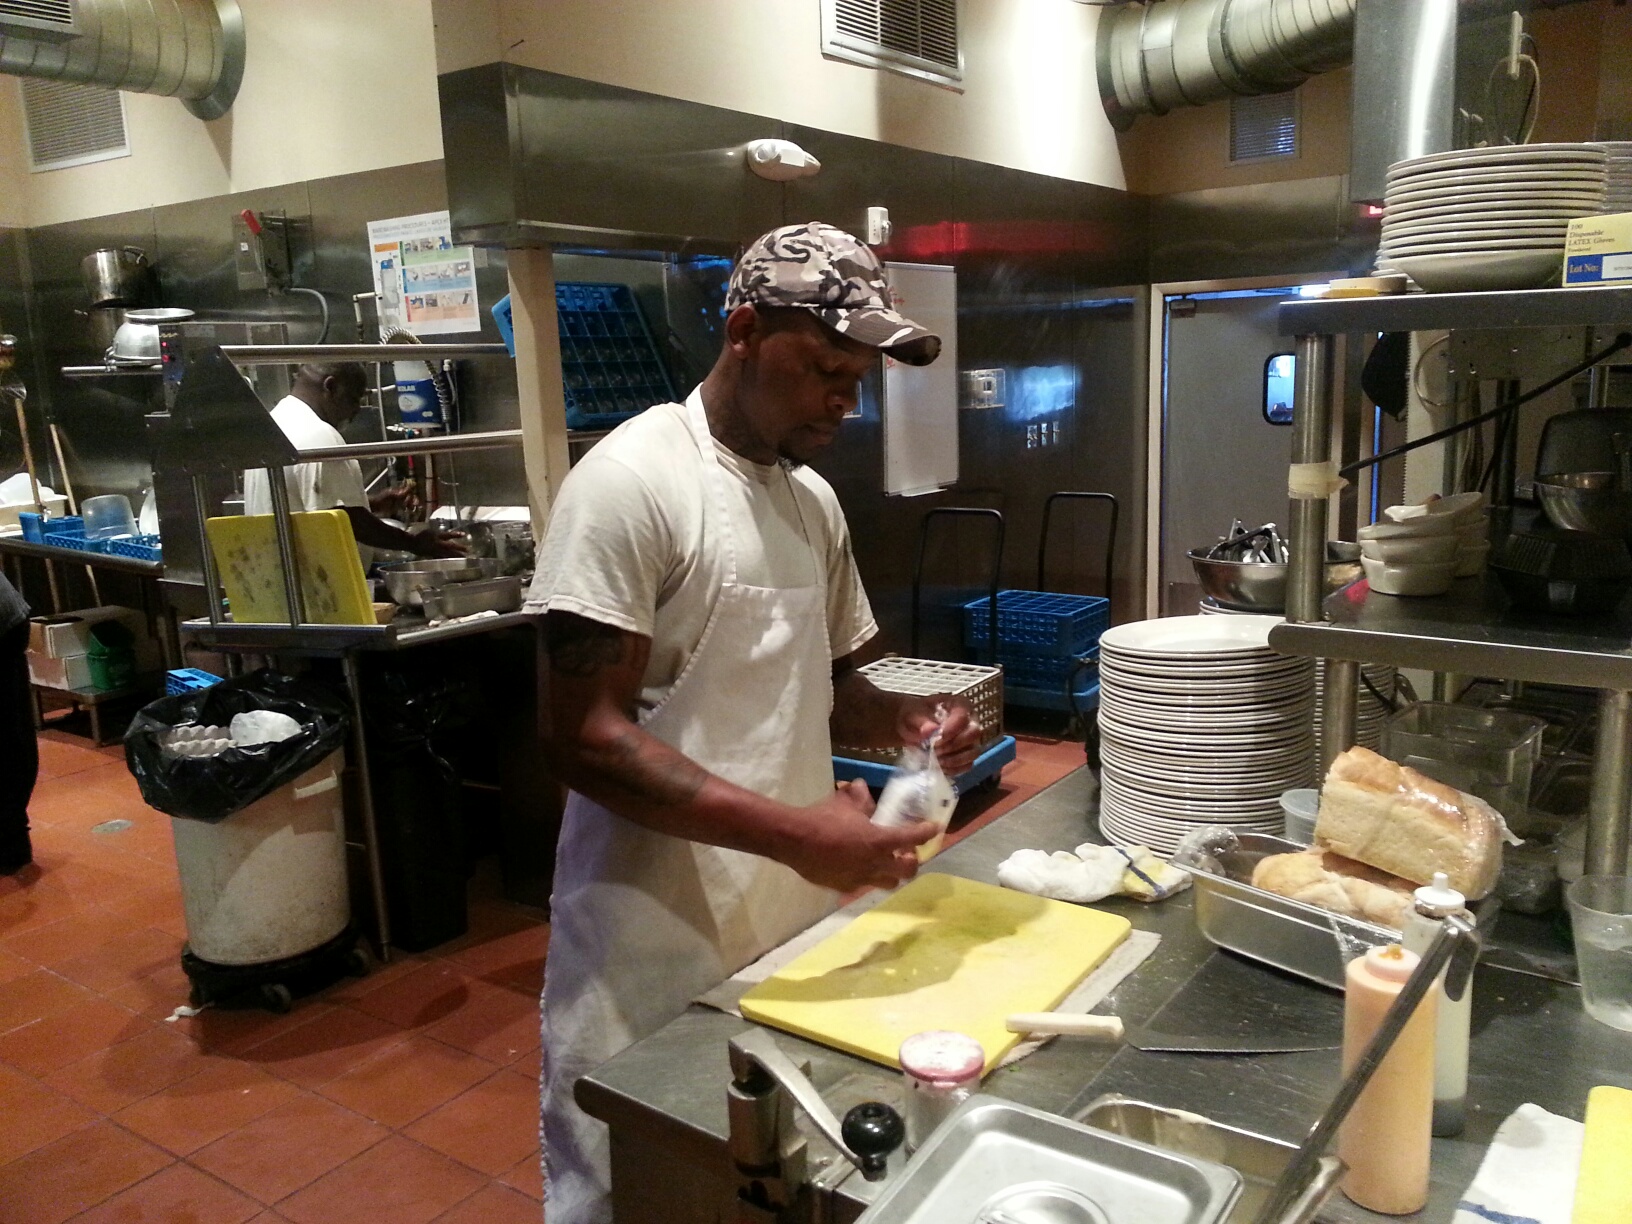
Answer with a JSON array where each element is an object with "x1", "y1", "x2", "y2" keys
[
  {"x1": 527, "y1": 223, "x2": 984, "y2": 1224},
  {"x1": 241, "y1": 362, "x2": 462, "y2": 564}
]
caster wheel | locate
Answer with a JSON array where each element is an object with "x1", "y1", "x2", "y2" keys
[
  {"x1": 346, "y1": 947, "x2": 372, "y2": 978},
  {"x1": 188, "y1": 985, "x2": 205, "y2": 1009},
  {"x1": 260, "y1": 983, "x2": 293, "y2": 1014},
  {"x1": 970, "y1": 774, "x2": 1000, "y2": 796}
]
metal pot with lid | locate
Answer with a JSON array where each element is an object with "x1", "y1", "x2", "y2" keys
[{"x1": 82, "y1": 247, "x2": 150, "y2": 307}]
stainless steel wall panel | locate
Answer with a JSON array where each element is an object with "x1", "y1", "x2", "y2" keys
[{"x1": 1149, "y1": 176, "x2": 1378, "y2": 283}]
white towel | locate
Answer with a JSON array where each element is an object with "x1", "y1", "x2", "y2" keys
[{"x1": 1452, "y1": 1103, "x2": 1584, "y2": 1224}]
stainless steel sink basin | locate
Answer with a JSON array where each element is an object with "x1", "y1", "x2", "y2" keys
[
  {"x1": 855, "y1": 1096, "x2": 1241, "y2": 1224},
  {"x1": 1074, "y1": 1096, "x2": 1343, "y2": 1224}
]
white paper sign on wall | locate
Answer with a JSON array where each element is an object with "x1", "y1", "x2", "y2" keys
[{"x1": 882, "y1": 261, "x2": 958, "y2": 497}]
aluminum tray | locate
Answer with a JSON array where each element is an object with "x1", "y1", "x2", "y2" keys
[
  {"x1": 855, "y1": 1095, "x2": 1241, "y2": 1224},
  {"x1": 1187, "y1": 833, "x2": 1395, "y2": 991}
]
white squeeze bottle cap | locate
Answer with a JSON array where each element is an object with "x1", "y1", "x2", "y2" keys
[{"x1": 1414, "y1": 872, "x2": 1464, "y2": 917}]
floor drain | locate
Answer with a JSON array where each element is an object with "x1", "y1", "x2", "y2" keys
[{"x1": 92, "y1": 819, "x2": 134, "y2": 834}]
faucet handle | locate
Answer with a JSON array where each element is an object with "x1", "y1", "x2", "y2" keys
[{"x1": 842, "y1": 1102, "x2": 905, "y2": 1178}]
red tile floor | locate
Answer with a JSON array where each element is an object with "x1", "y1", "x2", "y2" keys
[{"x1": 0, "y1": 722, "x2": 1085, "y2": 1222}]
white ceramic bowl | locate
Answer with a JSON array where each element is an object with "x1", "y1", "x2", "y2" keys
[
  {"x1": 1362, "y1": 557, "x2": 1457, "y2": 597},
  {"x1": 1383, "y1": 492, "x2": 1487, "y2": 527},
  {"x1": 1360, "y1": 534, "x2": 1459, "y2": 565},
  {"x1": 1358, "y1": 515, "x2": 1458, "y2": 541},
  {"x1": 1454, "y1": 539, "x2": 1492, "y2": 578}
]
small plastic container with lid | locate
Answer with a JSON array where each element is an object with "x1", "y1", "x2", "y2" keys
[{"x1": 898, "y1": 1030, "x2": 984, "y2": 1153}]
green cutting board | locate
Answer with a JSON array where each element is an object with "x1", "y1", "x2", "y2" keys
[
  {"x1": 739, "y1": 874, "x2": 1131, "y2": 1072},
  {"x1": 206, "y1": 510, "x2": 374, "y2": 625}
]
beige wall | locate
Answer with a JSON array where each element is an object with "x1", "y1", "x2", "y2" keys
[
  {"x1": 3, "y1": 0, "x2": 443, "y2": 227},
  {"x1": 432, "y1": 0, "x2": 1126, "y2": 190},
  {"x1": 1118, "y1": 70, "x2": 1352, "y2": 198}
]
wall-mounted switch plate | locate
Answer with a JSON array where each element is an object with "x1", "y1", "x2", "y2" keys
[{"x1": 960, "y1": 368, "x2": 1004, "y2": 410}]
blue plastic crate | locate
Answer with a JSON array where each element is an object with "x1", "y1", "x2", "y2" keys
[
  {"x1": 963, "y1": 590, "x2": 1109, "y2": 657},
  {"x1": 39, "y1": 516, "x2": 83, "y2": 537},
  {"x1": 49, "y1": 533, "x2": 110, "y2": 554},
  {"x1": 105, "y1": 534, "x2": 162, "y2": 562},
  {"x1": 17, "y1": 511, "x2": 42, "y2": 543},
  {"x1": 166, "y1": 667, "x2": 222, "y2": 696},
  {"x1": 1005, "y1": 675, "x2": 1101, "y2": 714},
  {"x1": 557, "y1": 280, "x2": 676, "y2": 431},
  {"x1": 999, "y1": 648, "x2": 1098, "y2": 692}
]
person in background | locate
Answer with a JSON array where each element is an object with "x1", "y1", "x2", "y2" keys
[
  {"x1": 528, "y1": 222, "x2": 984, "y2": 1224},
  {"x1": 0, "y1": 571, "x2": 35, "y2": 874},
  {"x1": 241, "y1": 361, "x2": 463, "y2": 562}
]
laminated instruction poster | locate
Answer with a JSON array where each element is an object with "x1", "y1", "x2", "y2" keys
[{"x1": 366, "y1": 209, "x2": 481, "y2": 336}]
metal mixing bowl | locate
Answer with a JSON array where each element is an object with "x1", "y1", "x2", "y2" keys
[
  {"x1": 1535, "y1": 472, "x2": 1632, "y2": 537},
  {"x1": 1188, "y1": 546, "x2": 1364, "y2": 612},
  {"x1": 378, "y1": 557, "x2": 499, "y2": 607}
]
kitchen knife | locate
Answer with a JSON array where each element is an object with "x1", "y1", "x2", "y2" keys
[{"x1": 1005, "y1": 1012, "x2": 1338, "y2": 1055}]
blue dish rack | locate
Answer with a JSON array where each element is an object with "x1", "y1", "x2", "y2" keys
[
  {"x1": 18, "y1": 513, "x2": 161, "y2": 561},
  {"x1": 166, "y1": 668, "x2": 222, "y2": 696},
  {"x1": 956, "y1": 492, "x2": 1118, "y2": 718},
  {"x1": 555, "y1": 282, "x2": 676, "y2": 432}
]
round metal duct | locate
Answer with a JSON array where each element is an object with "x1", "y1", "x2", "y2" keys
[
  {"x1": 0, "y1": 0, "x2": 245, "y2": 120},
  {"x1": 1097, "y1": 0, "x2": 1357, "y2": 128}
]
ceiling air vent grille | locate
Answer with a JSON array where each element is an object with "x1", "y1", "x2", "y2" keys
[
  {"x1": 1229, "y1": 91, "x2": 1299, "y2": 163},
  {"x1": 0, "y1": 0, "x2": 79, "y2": 42},
  {"x1": 21, "y1": 78, "x2": 130, "y2": 171},
  {"x1": 823, "y1": 0, "x2": 962, "y2": 89}
]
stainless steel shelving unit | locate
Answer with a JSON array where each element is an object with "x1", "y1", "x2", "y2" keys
[{"x1": 1274, "y1": 285, "x2": 1632, "y2": 879}]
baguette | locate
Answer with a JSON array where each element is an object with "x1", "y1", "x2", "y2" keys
[
  {"x1": 1316, "y1": 745, "x2": 1509, "y2": 899},
  {"x1": 1251, "y1": 848, "x2": 1416, "y2": 930}
]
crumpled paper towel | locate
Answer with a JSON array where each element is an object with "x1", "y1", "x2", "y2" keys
[
  {"x1": 997, "y1": 842, "x2": 1191, "y2": 904},
  {"x1": 1451, "y1": 1103, "x2": 1583, "y2": 1224},
  {"x1": 229, "y1": 710, "x2": 301, "y2": 747}
]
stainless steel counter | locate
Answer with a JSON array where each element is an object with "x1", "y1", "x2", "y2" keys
[
  {"x1": 178, "y1": 609, "x2": 531, "y2": 656},
  {"x1": 576, "y1": 769, "x2": 1632, "y2": 1224}
]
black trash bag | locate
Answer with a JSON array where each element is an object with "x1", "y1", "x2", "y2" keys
[{"x1": 124, "y1": 669, "x2": 350, "y2": 823}]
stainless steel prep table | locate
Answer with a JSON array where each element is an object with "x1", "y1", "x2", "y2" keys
[{"x1": 576, "y1": 768, "x2": 1631, "y2": 1224}]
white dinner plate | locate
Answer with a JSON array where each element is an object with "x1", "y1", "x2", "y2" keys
[
  {"x1": 1379, "y1": 236, "x2": 1566, "y2": 257},
  {"x1": 1382, "y1": 166, "x2": 1605, "y2": 192},
  {"x1": 1382, "y1": 217, "x2": 1571, "y2": 239},
  {"x1": 1099, "y1": 657, "x2": 1311, "y2": 681},
  {"x1": 1098, "y1": 615, "x2": 1281, "y2": 656},
  {"x1": 1386, "y1": 143, "x2": 1606, "y2": 178},
  {"x1": 1381, "y1": 198, "x2": 1599, "y2": 223},
  {"x1": 1393, "y1": 249, "x2": 1563, "y2": 291},
  {"x1": 1383, "y1": 181, "x2": 1604, "y2": 208},
  {"x1": 1096, "y1": 715, "x2": 1315, "y2": 751}
]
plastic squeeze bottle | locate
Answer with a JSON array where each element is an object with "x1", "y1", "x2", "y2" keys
[
  {"x1": 1401, "y1": 872, "x2": 1471, "y2": 1136},
  {"x1": 1340, "y1": 944, "x2": 1437, "y2": 1215},
  {"x1": 870, "y1": 708, "x2": 956, "y2": 861}
]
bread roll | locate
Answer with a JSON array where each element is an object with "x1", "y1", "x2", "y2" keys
[
  {"x1": 1252, "y1": 849, "x2": 1416, "y2": 930},
  {"x1": 1316, "y1": 745, "x2": 1508, "y2": 899}
]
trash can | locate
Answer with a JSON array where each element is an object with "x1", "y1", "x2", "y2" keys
[{"x1": 125, "y1": 670, "x2": 365, "y2": 1011}]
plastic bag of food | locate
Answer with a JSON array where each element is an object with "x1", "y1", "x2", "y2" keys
[{"x1": 871, "y1": 740, "x2": 957, "y2": 862}]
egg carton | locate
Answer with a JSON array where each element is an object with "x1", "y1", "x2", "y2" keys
[{"x1": 160, "y1": 724, "x2": 232, "y2": 759}]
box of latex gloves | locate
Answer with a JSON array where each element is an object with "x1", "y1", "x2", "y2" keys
[{"x1": 1564, "y1": 213, "x2": 1632, "y2": 285}]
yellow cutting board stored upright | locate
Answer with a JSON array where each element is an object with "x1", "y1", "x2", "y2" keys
[
  {"x1": 206, "y1": 511, "x2": 374, "y2": 625},
  {"x1": 740, "y1": 874, "x2": 1131, "y2": 1072}
]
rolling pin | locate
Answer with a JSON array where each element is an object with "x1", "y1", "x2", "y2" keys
[{"x1": 1006, "y1": 1013, "x2": 1124, "y2": 1039}]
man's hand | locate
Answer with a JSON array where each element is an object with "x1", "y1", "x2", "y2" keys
[
  {"x1": 369, "y1": 480, "x2": 420, "y2": 521},
  {"x1": 408, "y1": 528, "x2": 468, "y2": 559},
  {"x1": 896, "y1": 695, "x2": 982, "y2": 777},
  {"x1": 782, "y1": 780, "x2": 933, "y2": 891}
]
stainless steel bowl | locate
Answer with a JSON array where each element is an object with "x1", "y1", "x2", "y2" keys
[
  {"x1": 106, "y1": 307, "x2": 194, "y2": 364},
  {"x1": 378, "y1": 557, "x2": 500, "y2": 607},
  {"x1": 1535, "y1": 472, "x2": 1632, "y2": 536},
  {"x1": 420, "y1": 575, "x2": 523, "y2": 620},
  {"x1": 1188, "y1": 548, "x2": 1364, "y2": 612}
]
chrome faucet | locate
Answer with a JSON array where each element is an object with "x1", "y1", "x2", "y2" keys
[{"x1": 727, "y1": 1028, "x2": 904, "y2": 1222}]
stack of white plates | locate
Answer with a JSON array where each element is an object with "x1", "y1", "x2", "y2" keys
[
  {"x1": 1378, "y1": 143, "x2": 1607, "y2": 292},
  {"x1": 1097, "y1": 615, "x2": 1318, "y2": 853},
  {"x1": 1595, "y1": 142, "x2": 1632, "y2": 212}
]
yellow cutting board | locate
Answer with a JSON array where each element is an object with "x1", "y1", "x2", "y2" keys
[
  {"x1": 739, "y1": 874, "x2": 1131, "y2": 1072},
  {"x1": 206, "y1": 511, "x2": 374, "y2": 625}
]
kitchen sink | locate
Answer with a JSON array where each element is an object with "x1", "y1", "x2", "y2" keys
[
  {"x1": 854, "y1": 1095, "x2": 1242, "y2": 1224},
  {"x1": 1074, "y1": 1096, "x2": 1343, "y2": 1224}
]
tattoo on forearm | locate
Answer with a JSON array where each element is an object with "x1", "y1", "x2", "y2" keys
[
  {"x1": 600, "y1": 726, "x2": 708, "y2": 808},
  {"x1": 546, "y1": 616, "x2": 627, "y2": 678}
]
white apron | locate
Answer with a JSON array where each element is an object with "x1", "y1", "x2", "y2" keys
[{"x1": 540, "y1": 389, "x2": 841, "y2": 1224}]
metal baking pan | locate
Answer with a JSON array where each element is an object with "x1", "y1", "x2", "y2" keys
[
  {"x1": 855, "y1": 1095, "x2": 1242, "y2": 1224},
  {"x1": 1187, "y1": 833, "x2": 1396, "y2": 991}
]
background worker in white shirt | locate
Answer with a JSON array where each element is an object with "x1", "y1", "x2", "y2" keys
[{"x1": 242, "y1": 362, "x2": 463, "y2": 562}]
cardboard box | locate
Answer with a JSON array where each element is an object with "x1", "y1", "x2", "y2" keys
[
  {"x1": 28, "y1": 606, "x2": 151, "y2": 660},
  {"x1": 1564, "y1": 213, "x2": 1632, "y2": 285},
  {"x1": 27, "y1": 651, "x2": 92, "y2": 692}
]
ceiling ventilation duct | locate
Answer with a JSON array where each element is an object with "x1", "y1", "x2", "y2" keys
[
  {"x1": 1096, "y1": 0, "x2": 1357, "y2": 129},
  {"x1": 0, "y1": 0, "x2": 245, "y2": 120}
]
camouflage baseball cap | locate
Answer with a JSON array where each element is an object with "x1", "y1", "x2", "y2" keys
[{"x1": 726, "y1": 222, "x2": 942, "y2": 366}]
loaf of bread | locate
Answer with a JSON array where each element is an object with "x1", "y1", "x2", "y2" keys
[
  {"x1": 1315, "y1": 745, "x2": 1509, "y2": 899},
  {"x1": 1251, "y1": 849, "x2": 1416, "y2": 930}
]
